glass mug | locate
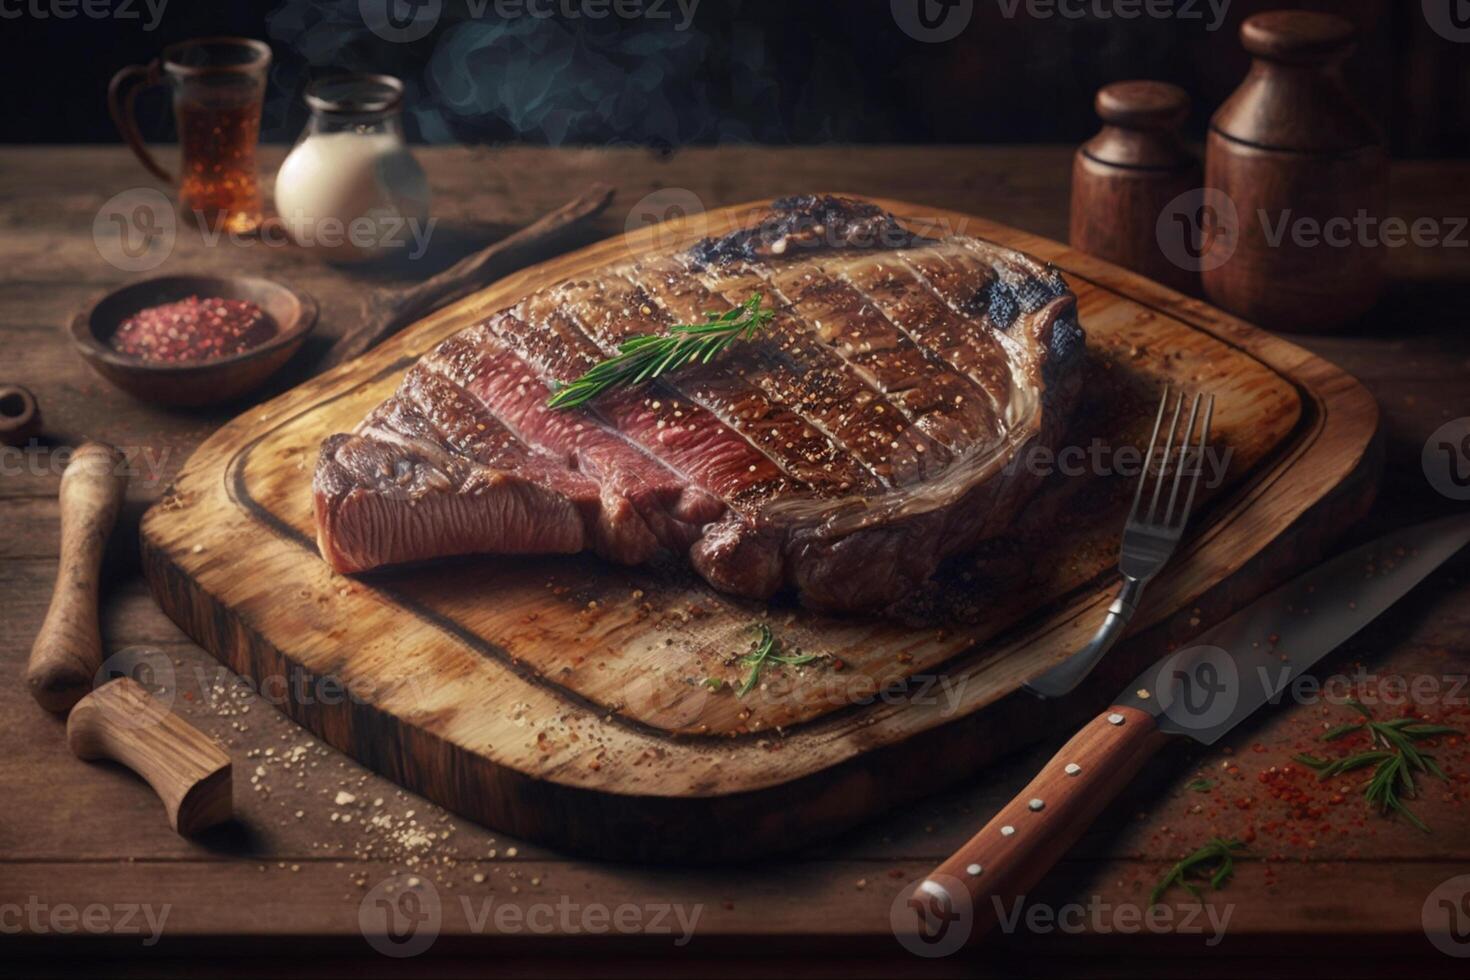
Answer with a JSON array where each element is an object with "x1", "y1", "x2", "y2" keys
[{"x1": 109, "y1": 37, "x2": 270, "y2": 235}]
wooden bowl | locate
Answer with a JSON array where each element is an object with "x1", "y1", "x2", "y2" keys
[{"x1": 71, "y1": 275, "x2": 318, "y2": 408}]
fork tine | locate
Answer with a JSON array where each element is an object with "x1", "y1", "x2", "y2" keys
[
  {"x1": 1162, "y1": 391, "x2": 1203, "y2": 527},
  {"x1": 1172, "y1": 393, "x2": 1215, "y2": 531},
  {"x1": 1127, "y1": 387, "x2": 1171, "y2": 525},
  {"x1": 1145, "y1": 390, "x2": 1184, "y2": 525}
]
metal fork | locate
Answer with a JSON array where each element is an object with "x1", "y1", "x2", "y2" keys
[{"x1": 1023, "y1": 387, "x2": 1216, "y2": 700}]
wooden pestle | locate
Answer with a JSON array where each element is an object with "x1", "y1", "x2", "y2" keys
[
  {"x1": 26, "y1": 441, "x2": 129, "y2": 713},
  {"x1": 67, "y1": 678, "x2": 233, "y2": 835}
]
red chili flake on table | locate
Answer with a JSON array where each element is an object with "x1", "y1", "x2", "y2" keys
[{"x1": 110, "y1": 295, "x2": 275, "y2": 363}]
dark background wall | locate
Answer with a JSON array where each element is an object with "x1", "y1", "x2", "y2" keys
[{"x1": 2, "y1": 0, "x2": 1466, "y2": 155}]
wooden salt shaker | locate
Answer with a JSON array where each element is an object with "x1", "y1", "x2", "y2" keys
[
  {"x1": 1070, "y1": 80, "x2": 1200, "y2": 296},
  {"x1": 1203, "y1": 11, "x2": 1386, "y2": 333}
]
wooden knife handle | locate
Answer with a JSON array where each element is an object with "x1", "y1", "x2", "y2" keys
[
  {"x1": 26, "y1": 441, "x2": 129, "y2": 713},
  {"x1": 918, "y1": 706, "x2": 1169, "y2": 942},
  {"x1": 321, "y1": 182, "x2": 615, "y2": 369},
  {"x1": 67, "y1": 678, "x2": 232, "y2": 836}
]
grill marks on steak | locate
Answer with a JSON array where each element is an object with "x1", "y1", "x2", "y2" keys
[
  {"x1": 743, "y1": 259, "x2": 1002, "y2": 456},
  {"x1": 314, "y1": 196, "x2": 1085, "y2": 611},
  {"x1": 531, "y1": 278, "x2": 830, "y2": 503},
  {"x1": 821, "y1": 248, "x2": 1019, "y2": 422},
  {"x1": 559, "y1": 271, "x2": 885, "y2": 499},
  {"x1": 670, "y1": 255, "x2": 951, "y2": 484},
  {"x1": 417, "y1": 328, "x2": 711, "y2": 562}
]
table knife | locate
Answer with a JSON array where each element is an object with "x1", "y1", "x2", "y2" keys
[{"x1": 915, "y1": 512, "x2": 1470, "y2": 943}]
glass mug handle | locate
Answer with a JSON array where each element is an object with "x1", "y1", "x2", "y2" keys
[{"x1": 108, "y1": 61, "x2": 174, "y2": 185}]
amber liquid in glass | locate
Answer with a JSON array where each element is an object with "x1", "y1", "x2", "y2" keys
[{"x1": 176, "y1": 78, "x2": 264, "y2": 235}]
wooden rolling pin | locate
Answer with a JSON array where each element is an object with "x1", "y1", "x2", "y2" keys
[
  {"x1": 67, "y1": 678, "x2": 233, "y2": 835},
  {"x1": 26, "y1": 441, "x2": 129, "y2": 713}
]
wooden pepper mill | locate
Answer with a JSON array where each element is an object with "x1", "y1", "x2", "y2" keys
[
  {"x1": 1071, "y1": 80, "x2": 1201, "y2": 296},
  {"x1": 1203, "y1": 11, "x2": 1387, "y2": 334}
]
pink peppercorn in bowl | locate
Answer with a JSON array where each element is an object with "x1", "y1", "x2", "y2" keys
[{"x1": 71, "y1": 275, "x2": 318, "y2": 407}]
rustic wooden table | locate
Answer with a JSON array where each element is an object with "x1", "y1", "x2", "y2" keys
[{"x1": 3, "y1": 146, "x2": 1469, "y2": 978}]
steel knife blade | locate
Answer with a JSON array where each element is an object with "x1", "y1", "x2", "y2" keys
[{"x1": 1116, "y1": 513, "x2": 1470, "y2": 743}]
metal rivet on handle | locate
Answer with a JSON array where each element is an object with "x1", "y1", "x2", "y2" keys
[
  {"x1": 1107, "y1": 712, "x2": 1125, "y2": 726},
  {"x1": 966, "y1": 863, "x2": 983, "y2": 877},
  {"x1": 1028, "y1": 798, "x2": 1045, "y2": 812},
  {"x1": 1000, "y1": 825, "x2": 1015, "y2": 837},
  {"x1": 1065, "y1": 763, "x2": 1082, "y2": 776}
]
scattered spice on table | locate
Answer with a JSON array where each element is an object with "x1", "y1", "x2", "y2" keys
[
  {"x1": 1292, "y1": 698, "x2": 1461, "y2": 831},
  {"x1": 1145, "y1": 665, "x2": 1469, "y2": 898},
  {"x1": 110, "y1": 295, "x2": 275, "y2": 363}
]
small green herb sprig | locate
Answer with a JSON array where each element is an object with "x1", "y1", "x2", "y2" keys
[
  {"x1": 736, "y1": 623, "x2": 819, "y2": 698},
  {"x1": 547, "y1": 294, "x2": 775, "y2": 410},
  {"x1": 1293, "y1": 699, "x2": 1460, "y2": 831},
  {"x1": 1149, "y1": 837, "x2": 1246, "y2": 907}
]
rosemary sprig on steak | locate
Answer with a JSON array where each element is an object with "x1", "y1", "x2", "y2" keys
[{"x1": 547, "y1": 294, "x2": 775, "y2": 409}]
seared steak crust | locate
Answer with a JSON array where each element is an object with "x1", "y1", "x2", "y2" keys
[{"x1": 314, "y1": 196, "x2": 1085, "y2": 612}]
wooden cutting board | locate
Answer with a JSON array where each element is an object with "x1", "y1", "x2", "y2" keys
[{"x1": 141, "y1": 197, "x2": 1380, "y2": 861}]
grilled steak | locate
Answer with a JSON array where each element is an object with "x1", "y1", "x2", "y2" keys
[{"x1": 314, "y1": 196, "x2": 1085, "y2": 612}]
